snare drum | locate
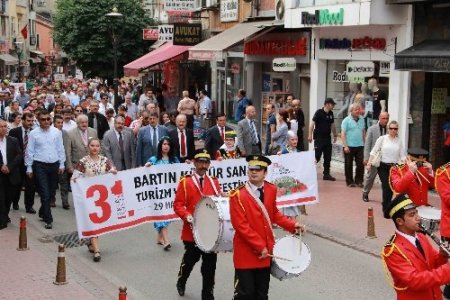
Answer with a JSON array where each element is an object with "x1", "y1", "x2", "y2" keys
[
  {"x1": 271, "y1": 235, "x2": 311, "y2": 281},
  {"x1": 193, "y1": 196, "x2": 234, "y2": 253},
  {"x1": 417, "y1": 206, "x2": 441, "y2": 232}
]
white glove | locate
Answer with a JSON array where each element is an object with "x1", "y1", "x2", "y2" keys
[{"x1": 186, "y1": 215, "x2": 194, "y2": 223}]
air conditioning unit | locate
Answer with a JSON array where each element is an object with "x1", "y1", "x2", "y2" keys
[
  {"x1": 275, "y1": 0, "x2": 285, "y2": 21},
  {"x1": 206, "y1": 0, "x2": 218, "y2": 7}
]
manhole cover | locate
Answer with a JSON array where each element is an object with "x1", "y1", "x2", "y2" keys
[{"x1": 51, "y1": 231, "x2": 87, "y2": 248}]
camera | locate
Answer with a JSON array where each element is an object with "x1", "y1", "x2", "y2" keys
[{"x1": 416, "y1": 161, "x2": 423, "y2": 167}]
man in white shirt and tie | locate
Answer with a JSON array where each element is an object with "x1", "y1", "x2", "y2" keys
[
  {"x1": 205, "y1": 113, "x2": 231, "y2": 159},
  {"x1": 168, "y1": 114, "x2": 195, "y2": 163},
  {"x1": 237, "y1": 106, "x2": 261, "y2": 156},
  {"x1": 135, "y1": 112, "x2": 168, "y2": 166}
]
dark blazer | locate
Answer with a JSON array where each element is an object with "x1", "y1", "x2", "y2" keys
[
  {"x1": 205, "y1": 125, "x2": 231, "y2": 159},
  {"x1": 169, "y1": 127, "x2": 195, "y2": 162},
  {"x1": 88, "y1": 112, "x2": 110, "y2": 140},
  {"x1": 8, "y1": 126, "x2": 25, "y2": 152},
  {"x1": 135, "y1": 125, "x2": 168, "y2": 167},
  {"x1": 114, "y1": 93, "x2": 125, "y2": 112},
  {"x1": 0, "y1": 136, "x2": 23, "y2": 185}
]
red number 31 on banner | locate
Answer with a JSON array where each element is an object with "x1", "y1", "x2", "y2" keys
[{"x1": 86, "y1": 180, "x2": 123, "y2": 224}]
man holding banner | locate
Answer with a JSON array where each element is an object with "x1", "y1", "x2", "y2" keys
[{"x1": 174, "y1": 149, "x2": 221, "y2": 300}]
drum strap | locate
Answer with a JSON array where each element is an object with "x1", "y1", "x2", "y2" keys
[
  {"x1": 192, "y1": 174, "x2": 220, "y2": 196},
  {"x1": 245, "y1": 183, "x2": 275, "y2": 239}
]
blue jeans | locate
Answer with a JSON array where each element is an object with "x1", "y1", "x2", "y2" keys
[{"x1": 33, "y1": 161, "x2": 59, "y2": 224}]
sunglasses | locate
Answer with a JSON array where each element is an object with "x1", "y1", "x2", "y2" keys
[
  {"x1": 40, "y1": 117, "x2": 51, "y2": 121},
  {"x1": 75, "y1": 110, "x2": 83, "y2": 112},
  {"x1": 389, "y1": 127, "x2": 398, "y2": 130}
]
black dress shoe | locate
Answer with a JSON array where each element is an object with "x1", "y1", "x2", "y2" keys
[
  {"x1": 12, "y1": 203, "x2": 19, "y2": 210},
  {"x1": 7, "y1": 217, "x2": 11, "y2": 223},
  {"x1": 362, "y1": 193, "x2": 369, "y2": 202},
  {"x1": 0, "y1": 224, "x2": 7, "y2": 230},
  {"x1": 44, "y1": 223, "x2": 52, "y2": 229},
  {"x1": 176, "y1": 282, "x2": 185, "y2": 296},
  {"x1": 26, "y1": 208, "x2": 36, "y2": 214},
  {"x1": 323, "y1": 174, "x2": 336, "y2": 181},
  {"x1": 63, "y1": 205, "x2": 70, "y2": 210}
]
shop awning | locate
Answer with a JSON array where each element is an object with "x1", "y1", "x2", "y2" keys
[
  {"x1": 30, "y1": 49, "x2": 44, "y2": 56},
  {"x1": 395, "y1": 40, "x2": 450, "y2": 72},
  {"x1": 124, "y1": 42, "x2": 190, "y2": 77},
  {"x1": 188, "y1": 20, "x2": 275, "y2": 61},
  {"x1": 0, "y1": 54, "x2": 18, "y2": 65},
  {"x1": 29, "y1": 57, "x2": 42, "y2": 63}
]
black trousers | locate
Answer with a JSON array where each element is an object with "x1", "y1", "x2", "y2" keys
[
  {"x1": 177, "y1": 241, "x2": 217, "y2": 300},
  {"x1": 296, "y1": 129, "x2": 305, "y2": 151},
  {"x1": 233, "y1": 268, "x2": 271, "y2": 300},
  {"x1": 0, "y1": 181, "x2": 20, "y2": 225},
  {"x1": 13, "y1": 168, "x2": 36, "y2": 210},
  {"x1": 344, "y1": 146, "x2": 364, "y2": 185},
  {"x1": 314, "y1": 137, "x2": 332, "y2": 175},
  {"x1": 33, "y1": 161, "x2": 59, "y2": 224},
  {"x1": 378, "y1": 162, "x2": 394, "y2": 218}
]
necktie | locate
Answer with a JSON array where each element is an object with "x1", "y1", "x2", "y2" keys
[
  {"x1": 93, "y1": 116, "x2": 98, "y2": 129},
  {"x1": 0, "y1": 149, "x2": 4, "y2": 165},
  {"x1": 251, "y1": 120, "x2": 258, "y2": 145},
  {"x1": 199, "y1": 177, "x2": 203, "y2": 189},
  {"x1": 180, "y1": 130, "x2": 186, "y2": 157},
  {"x1": 23, "y1": 129, "x2": 28, "y2": 151},
  {"x1": 152, "y1": 127, "x2": 158, "y2": 153},
  {"x1": 119, "y1": 132, "x2": 124, "y2": 157},
  {"x1": 258, "y1": 187, "x2": 264, "y2": 203},
  {"x1": 220, "y1": 127, "x2": 224, "y2": 141},
  {"x1": 415, "y1": 238, "x2": 425, "y2": 257},
  {"x1": 81, "y1": 130, "x2": 88, "y2": 146}
]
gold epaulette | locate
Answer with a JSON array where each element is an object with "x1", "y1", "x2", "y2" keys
[
  {"x1": 436, "y1": 162, "x2": 450, "y2": 176},
  {"x1": 383, "y1": 234, "x2": 397, "y2": 251},
  {"x1": 229, "y1": 184, "x2": 245, "y2": 197},
  {"x1": 380, "y1": 233, "x2": 409, "y2": 291}
]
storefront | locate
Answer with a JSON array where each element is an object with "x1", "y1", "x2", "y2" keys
[
  {"x1": 285, "y1": 1, "x2": 413, "y2": 158},
  {"x1": 392, "y1": 1, "x2": 450, "y2": 167}
]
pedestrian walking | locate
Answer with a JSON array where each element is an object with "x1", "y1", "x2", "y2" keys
[
  {"x1": 177, "y1": 90, "x2": 197, "y2": 130},
  {"x1": 234, "y1": 89, "x2": 250, "y2": 122},
  {"x1": 71, "y1": 137, "x2": 117, "y2": 262},
  {"x1": 264, "y1": 104, "x2": 276, "y2": 155},
  {"x1": 341, "y1": 103, "x2": 366, "y2": 187},
  {"x1": 229, "y1": 155, "x2": 305, "y2": 299},
  {"x1": 174, "y1": 149, "x2": 221, "y2": 299},
  {"x1": 87, "y1": 101, "x2": 110, "y2": 140},
  {"x1": 269, "y1": 108, "x2": 290, "y2": 155},
  {"x1": 292, "y1": 98, "x2": 305, "y2": 151},
  {"x1": 381, "y1": 193, "x2": 450, "y2": 300},
  {"x1": 362, "y1": 112, "x2": 389, "y2": 202},
  {"x1": 308, "y1": 98, "x2": 337, "y2": 181},
  {"x1": 135, "y1": 112, "x2": 168, "y2": 167},
  {"x1": 236, "y1": 106, "x2": 261, "y2": 156},
  {"x1": 168, "y1": 114, "x2": 195, "y2": 163},
  {"x1": 51, "y1": 114, "x2": 70, "y2": 209},
  {"x1": 204, "y1": 113, "x2": 231, "y2": 159},
  {"x1": 25, "y1": 109, "x2": 66, "y2": 229},
  {"x1": 145, "y1": 136, "x2": 179, "y2": 251}
]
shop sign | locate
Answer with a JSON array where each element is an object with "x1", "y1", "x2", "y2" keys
[
  {"x1": 244, "y1": 38, "x2": 308, "y2": 56},
  {"x1": 431, "y1": 88, "x2": 447, "y2": 114},
  {"x1": 168, "y1": 11, "x2": 193, "y2": 23},
  {"x1": 230, "y1": 63, "x2": 240, "y2": 74},
  {"x1": 158, "y1": 25, "x2": 174, "y2": 41},
  {"x1": 164, "y1": 0, "x2": 196, "y2": 12},
  {"x1": 380, "y1": 61, "x2": 390, "y2": 76},
  {"x1": 272, "y1": 57, "x2": 296, "y2": 72},
  {"x1": 319, "y1": 37, "x2": 386, "y2": 50},
  {"x1": 143, "y1": 28, "x2": 158, "y2": 41},
  {"x1": 332, "y1": 70, "x2": 348, "y2": 82},
  {"x1": 189, "y1": 50, "x2": 223, "y2": 61},
  {"x1": 173, "y1": 23, "x2": 202, "y2": 46},
  {"x1": 221, "y1": 0, "x2": 238, "y2": 22},
  {"x1": 346, "y1": 61, "x2": 374, "y2": 77},
  {"x1": 301, "y1": 8, "x2": 344, "y2": 26}
]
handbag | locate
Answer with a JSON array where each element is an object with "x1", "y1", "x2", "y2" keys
[{"x1": 370, "y1": 136, "x2": 385, "y2": 167}]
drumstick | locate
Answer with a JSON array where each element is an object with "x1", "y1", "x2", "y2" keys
[
  {"x1": 296, "y1": 215, "x2": 303, "y2": 254},
  {"x1": 267, "y1": 254, "x2": 292, "y2": 262},
  {"x1": 416, "y1": 170, "x2": 430, "y2": 183}
]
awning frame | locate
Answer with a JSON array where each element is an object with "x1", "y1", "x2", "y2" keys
[{"x1": 395, "y1": 40, "x2": 450, "y2": 72}]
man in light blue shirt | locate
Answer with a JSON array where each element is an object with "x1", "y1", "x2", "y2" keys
[
  {"x1": 25, "y1": 110, "x2": 66, "y2": 229},
  {"x1": 341, "y1": 103, "x2": 366, "y2": 187}
]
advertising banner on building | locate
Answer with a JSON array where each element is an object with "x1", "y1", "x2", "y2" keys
[
  {"x1": 173, "y1": 23, "x2": 202, "y2": 46},
  {"x1": 164, "y1": 0, "x2": 196, "y2": 12},
  {"x1": 71, "y1": 152, "x2": 318, "y2": 238},
  {"x1": 221, "y1": 0, "x2": 238, "y2": 22},
  {"x1": 143, "y1": 28, "x2": 158, "y2": 40},
  {"x1": 158, "y1": 25, "x2": 174, "y2": 41}
]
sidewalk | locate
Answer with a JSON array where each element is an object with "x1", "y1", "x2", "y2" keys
[{"x1": 304, "y1": 163, "x2": 441, "y2": 257}]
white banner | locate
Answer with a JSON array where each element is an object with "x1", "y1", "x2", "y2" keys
[{"x1": 71, "y1": 152, "x2": 318, "y2": 238}]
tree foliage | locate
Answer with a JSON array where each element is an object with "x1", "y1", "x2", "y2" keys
[{"x1": 53, "y1": 0, "x2": 155, "y2": 79}]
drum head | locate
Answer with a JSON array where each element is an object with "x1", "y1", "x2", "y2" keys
[
  {"x1": 193, "y1": 197, "x2": 220, "y2": 252},
  {"x1": 417, "y1": 206, "x2": 441, "y2": 220},
  {"x1": 272, "y1": 236, "x2": 311, "y2": 276}
]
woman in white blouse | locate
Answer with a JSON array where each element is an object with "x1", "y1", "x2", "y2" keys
[{"x1": 367, "y1": 120, "x2": 407, "y2": 218}]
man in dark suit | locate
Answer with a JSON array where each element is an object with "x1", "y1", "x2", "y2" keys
[
  {"x1": 0, "y1": 119, "x2": 23, "y2": 229},
  {"x1": 292, "y1": 99, "x2": 306, "y2": 151},
  {"x1": 204, "y1": 113, "x2": 231, "y2": 159},
  {"x1": 135, "y1": 112, "x2": 168, "y2": 166},
  {"x1": 114, "y1": 87, "x2": 126, "y2": 112},
  {"x1": 88, "y1": 100, "x2": 110, "y2": 140},
  {"x1": 8, "y1": 112, "x2": 36, "y2": 213},
  {"x1": 103, "y1": 116, "x2": 136, "y2": 170},
  {"x1": 236, "y1": 106, "x2": 261, "y2": 156},
  {"x1": 169, "y1": 113, "x2": 195, "y2": 162}
]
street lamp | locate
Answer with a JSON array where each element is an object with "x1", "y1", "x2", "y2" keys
[
  {"x1": 106, "y1": 5, "x2": 123, "y2": 86},
  {"x1": 14, "y1": 41, "x2": 24, "y2": 82}
]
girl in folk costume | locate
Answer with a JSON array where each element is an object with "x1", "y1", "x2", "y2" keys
[{"x1": 215, "y1": 131, "x2": 242, "y2": 160}]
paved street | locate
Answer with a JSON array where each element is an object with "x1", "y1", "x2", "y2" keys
[{"x1": 1, "y1": 164, "x2": 412, "y2": 299}]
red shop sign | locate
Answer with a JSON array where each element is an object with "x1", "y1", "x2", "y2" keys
[{"x1": 244, "y1": 38, "x2": 308, "y2": 56}]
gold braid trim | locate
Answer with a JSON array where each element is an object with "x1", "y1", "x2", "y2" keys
[
  {"x1": 435, "y1": 165, "x2": 450, "y2": 196},
  {"x1": 380, "y1": 244, "x2": 411, "y2": 291},
  {"x1": 389, "y1": 166, "x2": 399, "y2": 196}
]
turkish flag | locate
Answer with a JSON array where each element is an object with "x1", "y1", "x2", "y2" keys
[{"x1": 20, "y1": 24, "x2": 27, "y2": 39}]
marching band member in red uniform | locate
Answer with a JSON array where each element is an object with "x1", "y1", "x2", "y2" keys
[
  {"x1": 390, "y1": 148, "x2": 434, "y2": 206},
  {"x1": 435, "y1": 162, "x2": 450, "y2": 298},
  {"x1": 229, "y1": 155, "x2": 305, "y2": 299},
  {"x1": 173, "y1": 149, "x2": 221, "y2": 300},
  {"x1": 381, "y1": 194, "x2": 450, "y2": 300}
]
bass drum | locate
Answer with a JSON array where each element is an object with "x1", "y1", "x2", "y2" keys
[
  {"x1": 417, "y1": 205, "x2": 441, "y2": 233},
  {"x1": 193, "y1": 196, "x2": 234, "y2": 253},
  {"x1": 271, "y1": 235, "x2": 311, "y2": 281}
]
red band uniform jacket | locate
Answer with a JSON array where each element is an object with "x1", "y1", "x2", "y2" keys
[
  {"x1": 435, "y1": 164, "x2": 450, "y2": 237},
  {"x1": 174, "y1": 174, "x2": 221, "y2": 242},
  {"x1": 229, "y1": 181, "x2": 296, "y2": 269},
  {"x1": 381, "y1": 233, "x2": 450, "y2": 300},
  {"x1": 390, "y1": 164, "x2": 434, "y2": 206}
]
